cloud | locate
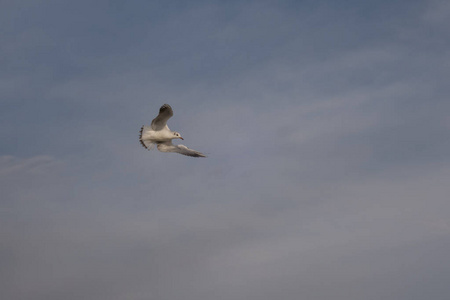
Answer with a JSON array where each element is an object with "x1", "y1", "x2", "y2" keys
[
  {"x1": 2, "y1": 1, "x2": 450, "y2": 299},
  {"x1": 423, "y1": 0, "x2": 450, "y2": 23},
  {"x1": 2, "y1": 154, "x2": 450, "y2": 300}
]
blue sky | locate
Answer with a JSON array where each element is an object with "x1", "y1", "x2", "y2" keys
[{"x1": 1, "y1": 1, "x2": 450, "y2": 299}]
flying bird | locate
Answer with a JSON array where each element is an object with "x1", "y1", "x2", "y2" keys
[{"x1": 139, "y1": 104, "x2": 206, "y2": 157}]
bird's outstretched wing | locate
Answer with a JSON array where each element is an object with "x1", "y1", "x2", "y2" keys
[
  {"x1": 139, "y1": 125, "x2": 155, "y2": 149},
  {"x1": 157, "y1": 141, "x2": 206, "y2": 157},
  {"x1": 151, "y1": 104, "x2": 173, "y2": 131}
]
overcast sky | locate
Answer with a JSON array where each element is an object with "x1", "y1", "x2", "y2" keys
[{"x1": 1, "y1": 1, "x2": 450, "y2": 299}]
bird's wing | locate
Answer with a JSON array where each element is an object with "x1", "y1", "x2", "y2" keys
[
  {"x1": 151, "y1": 104, "x2": 174, "y2": 131},
  {"x1": 139, "y1": 125, "x2": 155, "y2": 150},
  {"x1": 157, "y1": 141, "x2": 206, "y2": 158}
]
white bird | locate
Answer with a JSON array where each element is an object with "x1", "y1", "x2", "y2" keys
[{"x1": 139, "y1": 104, "x2": 206, "y2": 158}]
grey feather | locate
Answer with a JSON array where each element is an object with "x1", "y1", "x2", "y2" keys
[{"x1": 151, "y1": 104, "x2": 173, "y2": 131}]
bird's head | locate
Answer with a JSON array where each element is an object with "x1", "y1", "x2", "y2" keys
[{"x1": 173, "y1": 132, "x2": 184, "y2": 140}]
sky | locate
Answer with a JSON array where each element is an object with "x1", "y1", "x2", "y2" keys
[{"x1": 1, "y1": 0, "x2": 450, "y2": 299}]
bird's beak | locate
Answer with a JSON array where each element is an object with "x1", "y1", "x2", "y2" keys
[{"x1": 180, "y1": 137, "x2": 184, "y2": 140}]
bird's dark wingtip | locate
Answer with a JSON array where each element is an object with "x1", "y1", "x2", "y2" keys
[
  {"x1": 160, "y1": 104, "x2": 173, "y2": 114},
  {"x1": 139, "y1": 125, "x2": 149, "y2": 150}
]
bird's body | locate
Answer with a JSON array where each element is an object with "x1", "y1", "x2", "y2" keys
[
  {"x1": 139, "y1": 104, "x2": 206, "y2": 157},
  {"x1": 140, "y1": 125, "x2": 174, "y2": 142}
]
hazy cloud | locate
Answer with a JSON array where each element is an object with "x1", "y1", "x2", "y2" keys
[{"x1": 1, "y1": 1, "x2": 450, "y2": 299}]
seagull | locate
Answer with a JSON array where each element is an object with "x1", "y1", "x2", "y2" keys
[{"x1": 139, "y1": 104, "x2": 206, "y2": 157}]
